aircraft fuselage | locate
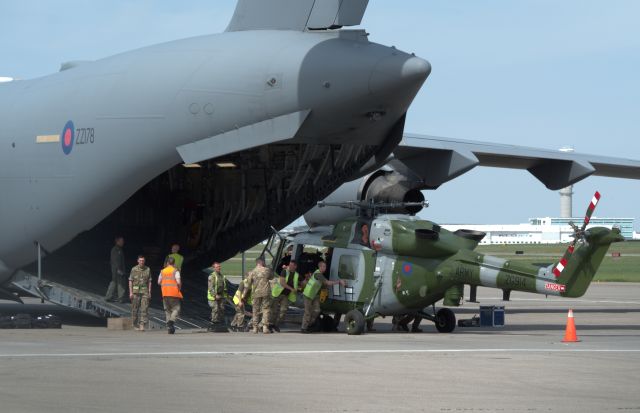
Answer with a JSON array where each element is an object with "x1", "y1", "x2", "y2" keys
[{"x1": 0, "y1": 29, "x2": 430, "y2": 283}]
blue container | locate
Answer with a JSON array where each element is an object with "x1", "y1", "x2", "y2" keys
[
  {"x1": 479, "y1": 306, "x2": 494, "y2": 326},
  {"x1": 479, "y1": 305, "x2": 505, "y2": 327}
]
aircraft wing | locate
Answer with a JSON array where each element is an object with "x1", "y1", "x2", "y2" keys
[
  {"x1": 393, "y1": 133, "x2": 640, "y2": 190},
  {"x1": 226, "y1": 0, "x2": 369, "y2": 31}
]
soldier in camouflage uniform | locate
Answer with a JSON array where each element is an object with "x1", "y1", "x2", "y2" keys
[
  {"x1": 207, "y1": 262, "x2": 228, "y2": 332},
  {"x1": 270, "y1": 260, "x2": 299, "y2": 332},
  {"x1": 241, "y1": 256, "x2": 274, "y2": 334},
  {"x1": 300, "y1": 260, "x2": 344, "y2": 333},
  {"x1": 128, "y1": 255, "x2": 152, "y2": 331},
  {"x1": 230, "y1": 277, "x2": 250, "y2": 332}
]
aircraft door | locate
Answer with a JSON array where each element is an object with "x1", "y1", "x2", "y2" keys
[
  {"x1": 328, "y1": 248, "x2": 364, "y2": 303},
  {"x1": 373, "y1": 254, "x2": 403, "y2": 315}
]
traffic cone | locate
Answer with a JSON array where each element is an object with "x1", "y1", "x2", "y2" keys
[{"x1": 561, "y1": 309, "x2": 580, "y2": 343}]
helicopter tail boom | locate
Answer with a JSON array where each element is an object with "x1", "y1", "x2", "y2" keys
[
  {"x1": 450, "y1": 226, "x2": 623, "y2": 303},
  {"x1": 551, "y1": 226, "x2": 624, "y2": 297}
]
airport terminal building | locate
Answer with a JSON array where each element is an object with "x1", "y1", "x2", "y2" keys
[{"x1": 443, "y1": 217, "x2": 636, "y2": 245}]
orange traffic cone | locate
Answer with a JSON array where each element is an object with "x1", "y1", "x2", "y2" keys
[{"x1": 561, "y1": 309, "x2": 580, "y2": 343}]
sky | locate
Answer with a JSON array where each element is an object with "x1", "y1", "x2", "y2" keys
[{"x1": 1, "y1": 1, "x2": 638, "y2": 230}]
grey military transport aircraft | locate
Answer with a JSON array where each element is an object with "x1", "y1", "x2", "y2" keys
[{"x1": 1, "y1": 0, "x2": 639, "y2": 301}]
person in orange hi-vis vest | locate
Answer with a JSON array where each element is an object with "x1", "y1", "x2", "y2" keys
[{"x1": 157, "y1": 256, "x2": 183, "y2": 334}]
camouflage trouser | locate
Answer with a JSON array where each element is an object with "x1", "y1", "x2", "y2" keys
[
  {"x1": 231, "y1": 304, "x2": 247, "y2": 329},
  {"x1": 131, "y1": 293, "x2": 149, "y2": 326},
  {"x1": 302, "y1": 296, "x2": 321, "y2": 330},
  {"x1": 162, "y1": 297, "x2": 181, "y2": 323},
  {"x1": 271, "y1": 295, "x2": 289, "y2": 327},
  {"x1": 209, "y1": 298, "x2": 225, "y2": 324},
  {"x1": 251, "y1": 296, "x2": 272, "y2": 329}
]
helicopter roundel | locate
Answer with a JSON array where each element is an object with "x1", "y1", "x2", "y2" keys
[{"x1": 401, "y1": 262, "x2": 413, "y2": 276}]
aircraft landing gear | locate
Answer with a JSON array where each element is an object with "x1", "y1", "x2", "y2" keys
[
  {"x1": 435, "y1": 308, "x2": 456, "y2": 333},
  {"x1": 344, "y1": 309, "x2": 365, "y2": 335},
  {"x1": 420, "y1": 307, "x2": 457, "y2": 333}
]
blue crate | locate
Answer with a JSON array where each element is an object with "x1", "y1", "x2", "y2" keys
[{"x1": 479, "y1": 305, "x2": 505, "y2": 327}]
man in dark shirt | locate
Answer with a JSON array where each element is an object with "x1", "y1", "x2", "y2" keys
[{"x1": 105, "y1": 236, "x2": 126, "y2": 302}]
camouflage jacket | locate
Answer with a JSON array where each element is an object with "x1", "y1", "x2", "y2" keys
[
  {"x1": 246, "y1": 265, "x2": 274, "y2": 298},
  {"x1": 129, "y1": 265, "x2": 151, "y2": 294}
]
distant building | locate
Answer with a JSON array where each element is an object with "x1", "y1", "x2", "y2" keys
[
  {"x1": 531, "y1": 217, "x2": 635, "y2": 240},
  {"x1": 442, "y1": 217, "x2": 635, "y2": 245},
  {"x1": 634, "y1": 232, "x2": 640, "y2": 241}
]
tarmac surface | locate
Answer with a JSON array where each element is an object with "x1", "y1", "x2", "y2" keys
[{"x1": 1, "y1": 283, "x2": 639, "y2": 413}]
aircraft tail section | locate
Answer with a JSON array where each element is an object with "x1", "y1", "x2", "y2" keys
[
  {"x1": 469, "y1": 227, "x2": 623, "y2": 301},
  {"x1": 226, "y1": 0, "x2": 369, "y2": 32},
  {"x1": 552, "y1": 227, "x2": 624, "y2": 297}
]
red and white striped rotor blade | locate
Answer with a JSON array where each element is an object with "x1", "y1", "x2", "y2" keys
[
  {"x1": 552, "y1": 244, "x2": 575, "y2": 278},
  {"x1": 582, "y1": 191, "x2": 601, "y2": 228}
]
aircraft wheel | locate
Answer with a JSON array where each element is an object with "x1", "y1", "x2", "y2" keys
[
  {"x1": 344, "y1": 310, "x2": 365, "y2": 335},
  {"x1": 435, "y1": 308, "x2": 456, "y2": 333}
]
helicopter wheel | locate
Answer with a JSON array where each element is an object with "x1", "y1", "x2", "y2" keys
[
  {"x1": 435, "y1": 308, "x2": 456, "y2": 333},
  {"x1": 344, "y1": 310, "x2": 365, "y2": 335}
]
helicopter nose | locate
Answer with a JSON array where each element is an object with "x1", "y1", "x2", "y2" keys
[{"x1": 369, "y1": 53, "x2": 431, "y2": 95}]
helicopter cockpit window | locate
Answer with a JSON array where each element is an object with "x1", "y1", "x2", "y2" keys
[
  {"x1": 337, "y1": 255, "x2": 358, "y2": 280},
  {"x1": 353, "y1": 219, "x2": 373, "y2": 247}
]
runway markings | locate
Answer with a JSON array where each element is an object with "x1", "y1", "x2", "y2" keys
[
  {"x1": 477, "y1": 297, "x2": 640, "y2": 305},
  {"x1": 1, "y1": 348, "x2": 640, "y2": 359}
]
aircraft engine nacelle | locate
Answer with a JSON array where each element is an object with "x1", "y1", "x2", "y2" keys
[{"x1": 304, "y1": 170, "x2": 425, "y2": 227}]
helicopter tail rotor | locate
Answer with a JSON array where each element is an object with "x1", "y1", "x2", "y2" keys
[{"x1": 552, "y1": 191, "x2": 601, "y2": 278}]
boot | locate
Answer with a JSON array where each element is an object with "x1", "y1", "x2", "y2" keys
[
  {"x1": 167, "y1": 321, "x2": 175, "y2": 335},
  {"x1": 272, "y1": 325, "x2": 280, "y2": 333},
  {"x1": 252, "y1": 326, "x2": 259, "y2": 334},
  {"x1": 262, "y1": 325, "x2": 271, "y2": 334},
  {"x1": 139, "y1": 324, "x2": 145, "y2": 332}
]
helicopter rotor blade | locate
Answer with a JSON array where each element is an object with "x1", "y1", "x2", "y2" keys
[
  {"x1": 581, "y1": 191, "x2": 601, "y2": 231},
  {"x1": 552, "y1": 244, "x2": 575, "y2": 278}
]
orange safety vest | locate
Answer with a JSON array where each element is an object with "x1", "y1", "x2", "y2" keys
[{"x1": 160, "y1": 266, "x2": 183, "y2": 299}]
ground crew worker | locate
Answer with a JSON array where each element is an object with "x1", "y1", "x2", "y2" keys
[
  {"x1": 207, "y1": 262, "x2": 228, "y2": 332},
  {"x1": 270, "y1": 260, "x2": 299, "y2": 332},
  {"x1": 164, "y1": 243, "x2": 184, "y2": 271},
  {"x1": 128, "y1": 255, "x2": 151, "y2": 331},
  {"x1": 105, "y1": 236, "x2": 126, "y2": 302},
  {"x1": 158, "y1": 256, "x2": 182, "y2": 334},
  {"x1": 231, "y1": 277, "x2": 251, "y2": 332},
  {"x1": 300, "y1": 260, "x2": 345, "y2": 333},
  {"x1": 241, "y1": 256, "x2": 273, "y2": 334}
]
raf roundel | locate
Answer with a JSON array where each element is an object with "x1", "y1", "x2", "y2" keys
[
  {"x1": 401, "y1": 262, "x2": 413, "y2": 276},
  {"x1": 61, "y1": 120, "x2": 74, "y2": 155}
]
